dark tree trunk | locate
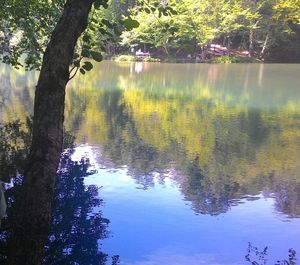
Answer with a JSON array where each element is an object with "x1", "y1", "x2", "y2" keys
[{"x1": 8, "y1": 0, "x2": 94, "y2": 264}]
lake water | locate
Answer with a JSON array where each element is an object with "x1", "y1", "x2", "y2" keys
[{"x1": 1, "y1": 61, "x2": 300, "y2": 264}]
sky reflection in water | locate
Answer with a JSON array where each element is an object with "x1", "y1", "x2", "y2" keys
[{"x1": 73, "y1": 145, "x2": 300, "y2": 265}]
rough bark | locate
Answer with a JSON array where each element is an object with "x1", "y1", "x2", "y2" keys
[{"x1": 8, "y1": 0, "x2": 94, "y2": 264}]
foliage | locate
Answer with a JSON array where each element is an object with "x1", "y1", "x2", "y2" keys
[
  {"x1": 0, "y1": 149, "x2": 120, "y2": 264},
  {"x1": 212, "y1": 56, "x2": 239, "y2": 64},
  {"x1": 0, "y1": 118, "x2": 32, "y2": 182},
  {"x1": 140, "y1": 56, "x2": 160, "y2": 62},
  {"x1": 114, "y1": 54, "x2": 160, "y2": 62},
  {"x1": 114, "y1": 54, "x2": 135, "y2": 61},
  {"x1": 273, "y1": 0, "x2": 300, "y2": 26},
  {"x1": 1, "y1": 0, "x2": 300, "y2": 65},
  {"x1": 0, "y1": 0, "x2": 64, "y2": 69},
  {"x1": 45, "y1": 151, "x2": 110, "y2": 265},
  {"x1": 119, "y1": 0, "x2": 300, "y2": 62},
  {"x1": 245, "y1": 243, "x2": 297, "y2": 265},
  {"x1": 211, "y1": 55, "x2": 258, "y2": 63},
  {"x1": 0, "y1": 118, "x2": 75, "y2": 182},
  {"x1": 0, "y1": 0, "x2": 176, "y2": 74}
]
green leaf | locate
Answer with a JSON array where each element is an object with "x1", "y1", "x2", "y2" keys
[
  {"x1": 82, "y1": 61, "x2": 93, "y2": 71},
  {"x1": 99, "y1": 28, "x2": 107, "y2": 34},
  {"x1": 94, "y1": 0, "x2": 101, "y2": 9},
  {"x1": 105, "y1": 31, "x2": 113, "y2": 38},
  {"x1": 144, "y1": 7, "x2": 151, "y2": 14},
  {"x1": 73, "y1": 60, "x2": 80, "y2": 67},
  {"x1": 81, "y1": 49, "x2": 90, "y2": 58},
  {"x1": 82, "y1": 34, "x2": 90, "y2": 43},
  {"x1": 90, "y1": 51, "x2": 103, "y2": 62},
  {"x1": 121, "y1": 17, "x2": 140, "y2": 30},
  {"x1": 102, "y1": 19, "x2": 113, "y2": 28},
  {"x1": 168, "y1": 8, "x2": 178, "y2": 15},
  {"x1": 91, "y1": 18, "x2": 98, "y2": 23},
  {"x1": 113, "y1": 26, "x2": 121, "y2": 36}
]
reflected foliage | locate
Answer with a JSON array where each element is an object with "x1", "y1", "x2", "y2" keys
[
  {"x1": 44, "y1": 150, "x2": 109, "y2": 265},
  {"x1": 2, "y1": 63, "x2": 300, "y2": 217},
  {"x1": 0, "y1": 119, "x2": 117, "y2": 264},
  {"x1": 272, "y1": 182, "x2": 300, "y2": 218},
  {"x1": 245, "y1": 243, "x2": 297, "y2": 265},
  {"x1": 0, "y1": 118, "x2": 74, "y2": 183},
  {"x1": 0, "y1": 118, "x2": 32, "y2": 182},
  {"x1": 64, "y1": 63, "x2": 300, "y2": 216}
]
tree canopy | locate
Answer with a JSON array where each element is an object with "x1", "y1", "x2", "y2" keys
[
  {"x1": 119, "y1": 0, "x2": 300, "y2": 62},
  {"x1": 2, "y1": 0, "x2": 300, "y2": 66}
]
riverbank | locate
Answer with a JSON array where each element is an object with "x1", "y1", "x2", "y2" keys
[{"x1": 112, "y1": 54, "x2": 259, "y2": 64}]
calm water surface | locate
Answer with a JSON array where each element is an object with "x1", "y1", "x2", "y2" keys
[{"x1": 1, "y1": 62, "x2": 300, "y2": 264}]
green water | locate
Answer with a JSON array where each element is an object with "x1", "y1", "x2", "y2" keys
[{"x1": 1, "y1": 61, "x2": 300, "y2": 264}]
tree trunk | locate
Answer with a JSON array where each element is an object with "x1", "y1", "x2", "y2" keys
[
  {"x1": 249, "y1": 29, "x2": 254, "y2": 57},
  {"x1": 227, "y1": 37, "x2": 231, "y2": 56},
  {"x1": 8, "y1": 0, "x2": 94, "y2": 264},
  {"x1": 259, "y1": 33, "x2": 269, "y2": 59},
  {"x1": 200, "y1": 45, "x2": 206, "y2": 60}
]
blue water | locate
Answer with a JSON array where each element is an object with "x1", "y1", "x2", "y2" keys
[{"x1": 73, "y1": 145, "x2": 300, "y2": 264}]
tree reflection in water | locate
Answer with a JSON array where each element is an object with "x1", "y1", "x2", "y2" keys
[
  {"x1": 245, "y1": 243, "x2": 297, "y2": 265},
  {"x1": 82, "y1": 87, "x2": 300, "y2": 218},
  {"x1": 0, "y1": 120, "x2": 119, "y2": 265},
  {"x1": 44, "y1": 150, "x2": 111, "y2": 265}
]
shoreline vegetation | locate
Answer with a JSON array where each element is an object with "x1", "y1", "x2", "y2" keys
[{"x1": 112, "y1": 54, "x2": 259, "y2": 63}]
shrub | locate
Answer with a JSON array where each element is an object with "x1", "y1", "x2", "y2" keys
[
  {"x1": 114, "y1": 55, "x2": 160, "y2": 62},
  {"x1": 212, "y1": 55, "x2": 257, "y2": 64},
  {"x1": 212, "y1": 55, "x2": 239, "y2": 64},
  {"x1": 114, "y1": 55, "x2": 135, "y2": 62}
]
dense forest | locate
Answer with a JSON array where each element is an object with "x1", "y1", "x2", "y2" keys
[
  {"x1": 99, "y1": 0, "x2": 300, "y2": 62},
  {"x1": 1, "y1": 0, "x2": 300, "y2": 64}
]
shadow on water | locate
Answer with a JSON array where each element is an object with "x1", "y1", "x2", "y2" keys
[{"x1": 0, "y1": 120, "x2": 120, "y2": 265}]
